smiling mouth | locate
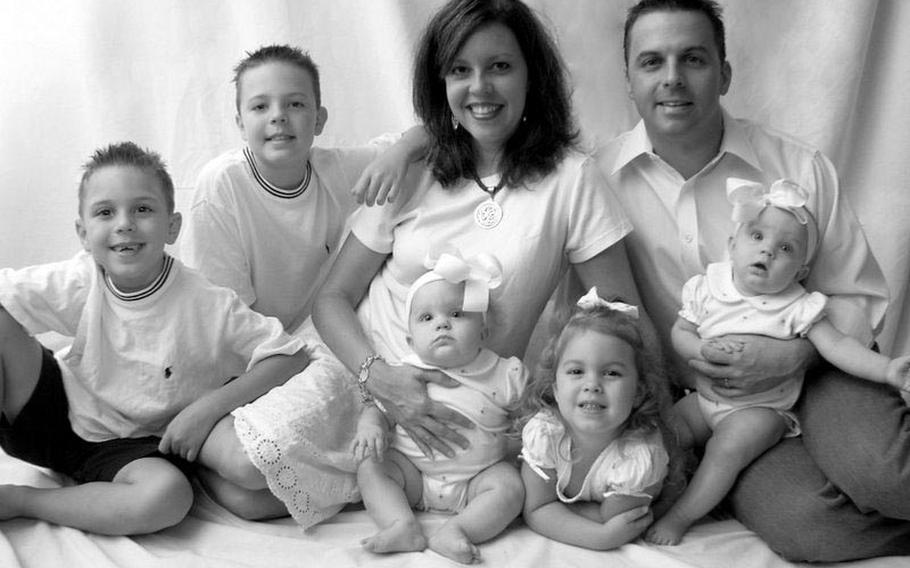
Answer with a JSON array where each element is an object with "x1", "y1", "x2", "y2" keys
[
  {"x1": 111, "y1": 243, "x2": 143, "y2": 253},
  {"x1": 266, "y1": 134, "x2": 295, "y2": 142},
  {"x1": 578, "y1": 401, "x2": 605, "y2": 411},
  {"x1": 466, "y1": 103, "x2": 502, "y2": 118}
]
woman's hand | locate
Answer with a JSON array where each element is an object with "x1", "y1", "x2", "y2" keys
[
  {"x1": 368, "y1": 360, "x2": 474, "y2": 458},
  {"x1": 690, "y1": 334, "x2": 816, "y2": 398}
]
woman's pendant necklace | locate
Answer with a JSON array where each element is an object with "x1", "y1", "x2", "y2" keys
[{"x1": 472, "y1": 172, "x2": 505, "y2": 229}]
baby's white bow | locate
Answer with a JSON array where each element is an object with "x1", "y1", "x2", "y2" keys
[
  {"x1": 727, "y1": 177, "x2": 810, "y2": 225},
  {"x1": 576, "y1": 287, "x2": 639, "y2": 319},
  {"x1": 424, "y1": 250, "x2": 503, "y2": 313}
]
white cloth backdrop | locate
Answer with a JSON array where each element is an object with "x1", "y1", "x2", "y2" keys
[{"x1": 0, "y1": 0, "x2": 907, "y2": 356}]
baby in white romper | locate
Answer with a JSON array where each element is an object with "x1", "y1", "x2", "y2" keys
[{"x1": 352, "y1": 250, "x2": 527, "y2": 564}]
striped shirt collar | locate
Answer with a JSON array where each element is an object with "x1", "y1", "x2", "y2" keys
[
  {"x1": 103, "y1": 254, "x2": 174, "y2": 302},
  {"x1": 243, "y1": 146, "x2": 312, "y2": 199}
]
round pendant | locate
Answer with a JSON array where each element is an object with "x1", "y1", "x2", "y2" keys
[{"x1": 473, "y1": 200, "x2": 503, "y2": 229}]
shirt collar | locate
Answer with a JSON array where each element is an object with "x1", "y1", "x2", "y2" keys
[
  {"x1": 102, "y1": 254, "x2": 174, "y2": 302},
  {"x1": 401, "y1": 347, "x2": 498, "y2": 376},
  {"x1": 706, "y1": 261, "x2": 807, "y2": 310},
  {"x1": 611, "y1": 108, "x2": 762, "y2": 175}
]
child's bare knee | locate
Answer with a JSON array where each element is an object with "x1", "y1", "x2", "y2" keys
[{"x1": 117, "y1": 464, "x2": 194, "y2": 533}]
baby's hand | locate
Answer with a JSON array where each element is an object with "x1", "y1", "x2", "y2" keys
[
  {"x1": 601, "y1": 504, "x2": 653, "y2": 546},
  {"x1": 886, "y1": 355, "x2": 910, "y2": 392},
  {"x1": 705, "y1": 338, "x2": 746, "y2": 354},
  {"x1": 352, "y1": 420, "x2": 388, "y2": 463}
]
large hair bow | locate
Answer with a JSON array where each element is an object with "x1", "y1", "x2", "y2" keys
[
  {"x1": 405, "y1": 248, "x2": 503, "y2": 316},
  {"x1": 727, "y1": 177, "x2": 810, "y2": 225},
  {"x1": 576, "y1": 287, "x2": 639, "y2": 319}
]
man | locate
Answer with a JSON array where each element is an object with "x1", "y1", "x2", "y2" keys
[{"x1": 597, "y1": 0, "x2": 910, "y2": 561}]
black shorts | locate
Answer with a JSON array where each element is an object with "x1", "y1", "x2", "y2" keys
[{"x1": 0, "y1": 347, "x2": 192, "y2": 483}]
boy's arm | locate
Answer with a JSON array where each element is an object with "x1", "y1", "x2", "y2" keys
[
  {"x1": 521, "y1": 462, "x2": 652, "y2": 550},
  {"x1": 351, "y1": 125, "x2": 428, "y2": 206},
  {"x1": 158, "y1": 348, "x2": 310, "y2": 461},
  {"x1": 807, "y1": 318, "x2": 907, "y2": 390}
]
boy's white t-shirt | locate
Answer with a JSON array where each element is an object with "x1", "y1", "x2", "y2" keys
[
  {"x1": 181, "y1": 145, "x2": 385, "y2": 331},
  {"x1": 0, "y1": 251, "x2": 303, "y2": 442}
]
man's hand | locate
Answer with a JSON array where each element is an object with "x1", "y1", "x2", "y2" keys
[{"x1": 689, "y1": 334, "x2": 816, "y2": 398}]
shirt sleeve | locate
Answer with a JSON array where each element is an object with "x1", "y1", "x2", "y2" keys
[
  {"x1": 180, "y1": 164, "x2": 256, "y2": 306},
  {"x1": 792, "y1": 291, "x2": 829, "y2": 337},
  {"x1": 520, "y1": 410, "x2": 563, "y2": 481},
  {"x1": 678, "y1": 274, "x2": 708, "y2": 325},
  {"x1": 0, "y1": 253, "x2": 91, "y2": 336},
  {"x1": 565, "y1": 156, "x2": 633, "y2": 265},
  {"x1": 596, "y1": 432, "x2": 669, "y2": 498},
  {"x1": 802, "y1": 152, "x2": 888, "y2": 344},
  {"x1": 219, "y1": 291, "x2": 305, "y2": 370}
]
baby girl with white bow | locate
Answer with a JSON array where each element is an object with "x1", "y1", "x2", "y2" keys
[
  {"x1": 352, "y1": 249, "x2": 528, "y2": 563},
  {"x1": 646, "y1": 178, "x2": 910, "y2": 545}
]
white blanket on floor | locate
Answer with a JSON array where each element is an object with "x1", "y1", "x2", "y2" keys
[{"x1": 0, "y1": 450, "x2": 904, "y2": 568}]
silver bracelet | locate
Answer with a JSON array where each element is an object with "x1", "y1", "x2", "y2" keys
[{"x1": 356, "y1": 353, "x2": 384, "y2": 404}]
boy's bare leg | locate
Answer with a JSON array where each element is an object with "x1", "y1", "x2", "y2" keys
[
  {"x1": 358, "y1": 449, "x2": 426, "y2": 554},
  {"x1": 429, "y1": 461, "x2": 524, "y2": 564},
  {"x1": 647, "y1": 407, "x2": 787, "y2": 545},
  {"x1": 196, "y1": 415, "x2": 288, "y2": 519},
  {"x1": 0, "y1": 306, "x2": 43, "y2": 422},
  {"x1": 0, "y1": 457, "x2": 193, "y2": 535}
]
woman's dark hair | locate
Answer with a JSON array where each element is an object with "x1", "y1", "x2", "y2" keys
[{"x1": 413, "y1": 0, "x2": 577, "y2": 188}]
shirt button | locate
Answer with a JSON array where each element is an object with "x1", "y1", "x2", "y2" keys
[{"x1": 683, "y1": 234, "x2": 694, "y2": 243}]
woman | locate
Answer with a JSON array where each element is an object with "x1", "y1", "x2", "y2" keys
[{"x1": 314, "y1": 0, "x2": 645, "y2": 459}]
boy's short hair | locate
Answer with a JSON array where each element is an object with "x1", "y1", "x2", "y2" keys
[
  {"x1": 623, "y1": 0, "x2": 727, "y2": 65},
  {"x1": 78, "y1": 141, "x2": 175, "y2": 214},
  {"x1": 232, "y1": 44, "x2": 322, "y2": 111}
]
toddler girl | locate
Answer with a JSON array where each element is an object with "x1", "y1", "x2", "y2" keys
[
  {"x1": 520, "y1": 287, "x2": 674, "y2": 550},
  {"x1": 646, "y1": 178, "x2": 910, "y2": 545},
  {"x1": 352, "y1": 250, "x2": 526, "y2": 564}
]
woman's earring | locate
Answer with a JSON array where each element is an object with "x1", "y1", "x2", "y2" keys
[
  {"x1": 522, "y1": 115, "x2": 527, "y2": 123},
  {"x1": 451, "y1": 114, "x2": 459, "y2": 130}
]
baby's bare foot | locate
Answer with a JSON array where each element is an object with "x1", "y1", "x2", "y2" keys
[
  {"x1": 644, "y1": 514, "x2": 689, "y2": 546},
  {"x1": 428, "y1": 524, "x2": 480, "y2": 564},
  {"x1": 361, "y1": 519, "x2": 426, "y2": 554}
]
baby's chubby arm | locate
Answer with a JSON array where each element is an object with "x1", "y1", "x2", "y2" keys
[
  {"x1": 521, "y1": 462, "x2": 652, "y2": 550},
  {"x1": 352, "y1": 404, "x2": 391, "y2": 463},
  {"x1": 158, "y1": 348, "x2": 310, "y2": 462},
  {"x1": 809, "y1": 318, "x2": 910, "y2": 392},
  {"x1": 350, "y1": 126, "x2": 428, "y2": 206}
]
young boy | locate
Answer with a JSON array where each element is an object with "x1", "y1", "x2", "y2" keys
[
  {"x1": 181, "y1": 44, "x2": 425, "y2": 523},
  {"x1": 181, "y1": 44, "x2": 419, "y2": 332},
  {"x1": 0, "y1": 142, "x2": 307, "y2": 535},
  {"x1": 352, "y1": 252, "x2": 526, "y2": 564}
]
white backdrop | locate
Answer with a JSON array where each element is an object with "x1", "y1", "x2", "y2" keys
[{"x1": 1, "y1": 0, "x2": 907, "y2": 356}]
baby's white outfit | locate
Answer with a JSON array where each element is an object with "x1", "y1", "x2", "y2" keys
[
  {"x1": 393, "y1": 349, "x2": 527, "y2": 512},
  {"x1": 680, "y1": 261, "x2": 828, "y2": 433},
  {"x1": 521, "y1": 408, "x2": 668, "y2": 502}
]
